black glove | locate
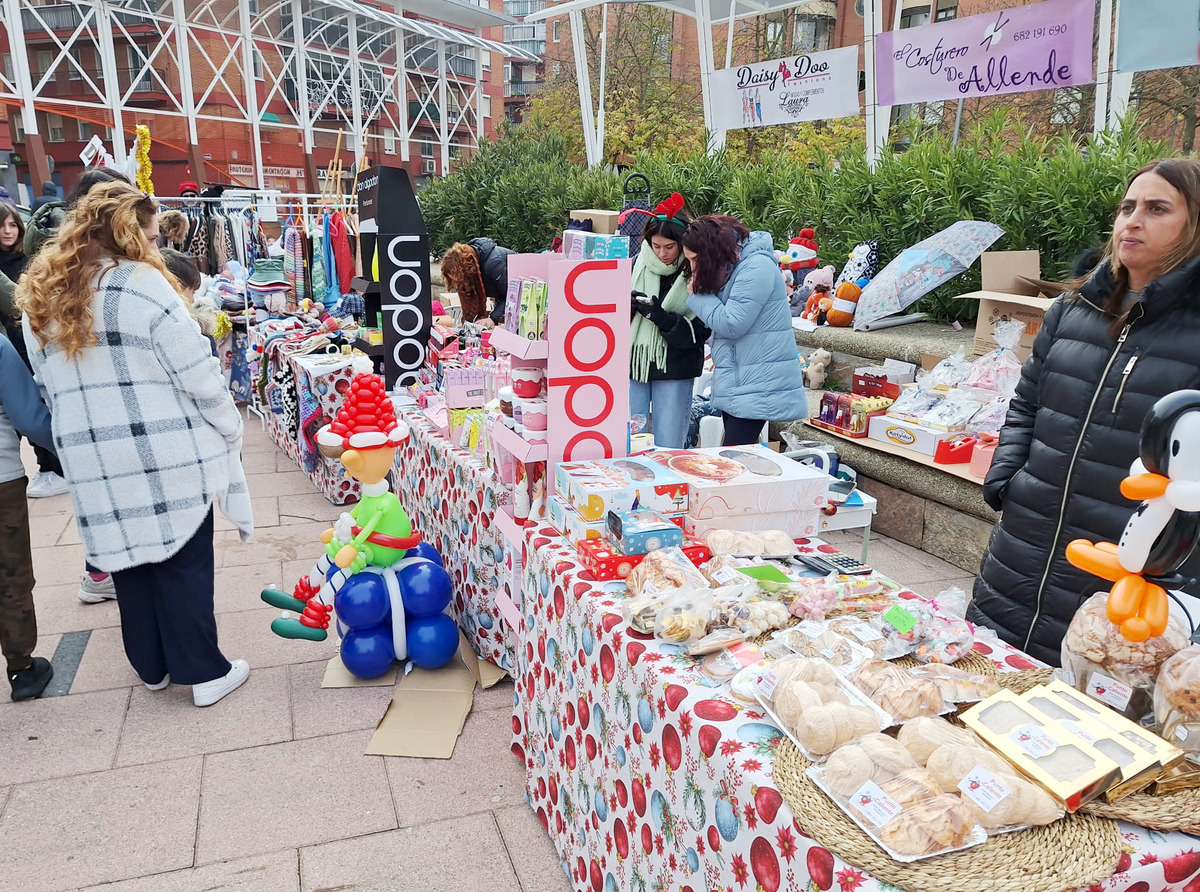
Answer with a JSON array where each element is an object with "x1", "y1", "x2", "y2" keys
[{"x1": 645, "y1": 305, "x2": 675, "y2": 331}]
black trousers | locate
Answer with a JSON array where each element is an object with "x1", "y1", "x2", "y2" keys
[
  {"x1": 111, "y1": 509, "x2": 231, "y2": 686},
  {"x1": 0, "y1": 477, "x2": 38, "y2": 673},
  {"x1": 721, "y1": 411, "x2": 767, "y2": 446}
]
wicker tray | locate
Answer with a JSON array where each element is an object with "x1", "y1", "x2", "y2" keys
[
  {"x1": 775, "y1": 741, "x2": 1123, "y2": 892},
  {"x1": 1081, "y1": 787, "x2": 1200, "y2": 835}
]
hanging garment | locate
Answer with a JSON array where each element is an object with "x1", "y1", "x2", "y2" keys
[
  {"x1": 329, "y1": 211, "x2": 354, "y2": 297},
  {"x1": 188, "y1": 213, "x2": 211, "y2": 274},
  {"x1": 310, "y1": 219, "x2": 327, "y2": 307},
  {"x1": 282, "y1": 224, "x2": 307, "y2": 304},
  {"x1": 321, "y1": 212, "x2": 341, "y2": 308}
]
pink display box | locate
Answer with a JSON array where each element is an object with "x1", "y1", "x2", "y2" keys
[{"x1": 443, "y1": 367, "x2": 487, "y2": 409}]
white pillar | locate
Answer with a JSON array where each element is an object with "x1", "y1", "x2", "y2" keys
[
  {"x1": 568, "y1": 9, "x2": 598, "y2": 166},
  {"x1": 3, "y1": 0, "x2": 40, "y2": 136},
  {"x1": 693, "y1": 0, "x2": 722, "y2": 152},
  {"x1": 291, "y1": 0, "x2": 315, "y2": 156},
  {"x1": 437, "y1": 39, "x2": 449, "y2": 174},
  {"x1": 392, "y1": 1, "x2": 410, "y2": 162},
  {"x1": 238, "y1": 0, "x2": 264, "y2": 188},
  {"x1": 173, "y1": 0, "x2": 199, "y2": 146},
  {"x1": 348, "y1": 11, "x2": 365, "y2": 163},
  {"x1": 724, "y1": 2, "x2": 736, "y2": 69},
  {"x1": 863, "y1": 0, "x2": 882, "y2": 169},
  {"x1": 1093, "y1": 0, "x2": 1114, "y2": 135},
  {"x1": 596, "y1": 4, "x2": 608, "y2": 165},
  {"x1": 95, "y1": 0, "x2": 128, "y2": 160}
]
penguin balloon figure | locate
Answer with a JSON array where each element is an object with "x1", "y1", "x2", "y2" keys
[{"x1": 1067, "y1": 390, "x2": 1200, "y2": 642}]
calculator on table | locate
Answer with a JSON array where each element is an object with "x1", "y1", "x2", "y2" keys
[{"x1": 796, "y1": 551, "x2": 873, "y2": 576}]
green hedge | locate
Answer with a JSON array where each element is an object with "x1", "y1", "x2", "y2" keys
[{"x1": 419, "y1": 115, "x2": 1171, "y2": 322}]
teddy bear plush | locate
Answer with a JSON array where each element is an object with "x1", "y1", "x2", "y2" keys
[
  {"x1": 825, "y1": 276, "x2": 870, "y2": 327},
  {"x1": 804, "y1": 348, "x2": 833, "y2": 389},
  {"x1": 835, "y1": 240, "x2": 881, "y2": 286}
]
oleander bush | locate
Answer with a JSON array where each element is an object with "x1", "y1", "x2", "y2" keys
[{"x1": 419, "y1": 113, "x2": 1171, "y2": 322}]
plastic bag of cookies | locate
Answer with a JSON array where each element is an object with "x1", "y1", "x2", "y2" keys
[
  {"x1": 1062, "y1": 592, "x2": 1189, "y2": 721},
  {"x1": 925, "y1": 742, "x2": 1063, "y2": 833},
  {"x1": 847, "y1": 659, "x2": 950, "y2": 723},
  {"x1": 653, "y1": 587, "x2": 713, "y2": 645},
  {"x1": 754, "y1": 656, "x2": 888, "y2": 760},
  {"x1": 908, "y1": 663, "x2": 1001, "y2": 704},
  {"x1": 808, "y1": 733, "x2": 986, "y2": 860},
  {"x1": 626, "y1": 546, "x2": 708, "y2": 598},
  {"x1": 1155, "y1": 644, "x2": 1200, "y2": 755}
]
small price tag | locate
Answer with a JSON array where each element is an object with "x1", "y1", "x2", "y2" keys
[
  {"x1": 712, "y1": 566, "x2": 742, "y2": 585},
  {"x1": 845, "y1": 621, "x2": 884, "y2": 643},
  {"x1": 758, "y1": 670, "x2": 781, "y2": 700},
  {"x1": 819, "y1": 648, "x2": 837, "y2": 662},
  {"x1": 793, "y1": 620, "x2": 823, "y2": 639},
  {"x1": 1010, "y1": 723, "x2": 1057, "y2": 759},
  {"x1": 848, "y1": 781, "x2": 903, "y2": 828},
  {"x1": 642, "y1": 581, "x2": 661, "y2": 596},
  {"x1": 957, "y1": 765, "x2": 1013, "y2": 814},
  {"x1": 1177, "y1": 726, "x2": 1189, "y2": 743},
  {"x1": 1061, "y1": 720, "x2": 1098, "y2": 747},
  {"x1": 883, "y1": 605, "x2": 917, "y2": 634},
  {"x1": 1086, "y1": 672, "x2": 1134, "y2": 712}
]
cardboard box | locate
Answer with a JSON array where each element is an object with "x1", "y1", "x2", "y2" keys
[
  {"x1": 956, "y1": 251, "x2": 1052, "y2": 362},
  {"x1": 556, "y1": 457, "x2": 689, "y2": 522},
  {"x1": 570, "y1": 208, "x2": 620, "y2": 235},
  {"x1": 607, "y1": 508, "x2": 685, "y2": 555},
  {"x1": 868, "y1": 415, "x2": 957, "y2": 457},
  {"x1": 682, "y1": 508, "x2": 819, "y2": 540},
  {"x1": 576, "y1": 537, "x2": 645, "y2": 580},
  {"x1": 548, "y1": 495, "x2": 607, "y2": 546},
  {"x1": 643, "y1": 445, "x2": 827, "y2": 521}
]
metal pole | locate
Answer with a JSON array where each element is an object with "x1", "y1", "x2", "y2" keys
[
  {"x1": 392, "y1": 0, "x2": 410, "y2": 163},
  {"x1": 596, "y1": 3, "x2": 608, "y2": 165},
  {"x1": 951, "y1": 97, "x2": 964, "y2": 145},
  {"x1": 173, "y1": 0, "x2": 199, "y2": 146},
  {"x1": 693, "y1": 0, "x2": 721, "y2": 152},
  {"x1": 724, "y1": 1, "x2": 736, "y2": 69},
  {"x1": 2, "y1": 0, "x2": 52, "y2": 187},
  {"x1": 1107, "y1": 0, "x2": 1131, "y2": 129},
  {"x1": 437, "y1": 39, "x2": 449, "y2": 174},
  {"x1": 863, "y1": 0, "x2": 879, "y2": 169},
  {"x1": 348, "y1": 11, "x2": 365, "y2": 163},
  {"x1": 568, "y1": 9, "x2": 598, "y2": 166},
  {"x1": 475, "y1": 35, "x2": 486, "y2": 158},
  {"x1": 292, "y1": 0, "x2": 314, "y2": 157},
  {"x1": 238, "y1": 0, "x2": 265, "y2": 188},
  {"x1": 95, "y1": 0, "x2": 128, "y2": 160},
  {"x1": 1094, "y1": 0, "x2": 1114, "y2": 135}
]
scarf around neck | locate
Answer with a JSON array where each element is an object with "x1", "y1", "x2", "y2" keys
[{"x1": 630, "y1": 248, "x2": 694, "y2": 383}]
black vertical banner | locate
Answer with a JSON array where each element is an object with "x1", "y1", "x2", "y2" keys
[{"x1": 360, "y1": 165, "x2": 431, "y2": 390}]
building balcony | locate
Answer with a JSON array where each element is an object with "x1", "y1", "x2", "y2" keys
[
  {"x1": 505, "y1": 39, "x2": 545, "y2": 56},
  {"x1": 504, "y1": 0, "x2": 547, "y2": 17},
  {"x1": 22, "y1": 3, "x2": 156, "y2": 34},
  {"x1": 503, "y1": 80, "x2": 542, "y2": 98}
]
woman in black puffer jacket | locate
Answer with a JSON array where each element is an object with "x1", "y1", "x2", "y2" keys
[{"x1": 970, "y1": 158, "x2": 1200, "y2": 666}]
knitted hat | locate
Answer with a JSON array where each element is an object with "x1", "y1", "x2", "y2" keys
[
  {"x1": 783, "y1": 227, "x2": 819, "y2": 271},
  {"x1": 179, "y1": 180, "x2": 199, "y2": 196},
  {"x1": 246, "y1": 257, "x2": 290, "y2": 290},
  {"x1": 316, "y1": 360, "x2": 410, "y2": 450}
]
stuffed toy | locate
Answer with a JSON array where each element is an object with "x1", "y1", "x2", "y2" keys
[
  {"x1": 801, "y1": 264, "x2": 835, "y2": 294},
  {"x1": 836, "y1": 240, "x2": 881, "y2": 286},
  {"x1": 815, "y1": 293, "x2": 834, "y2": 326},
  {"x1": 781, "y1": 228, "x2": 819, "y2": 275},
  {"x1": 802, "y1": 284, "x2": 830, "y2": 322},
  {"x1": 826, "y1": 276, "x2": 870, "y2": 327},
  {"x1": 804, "y1": 348, "x2": 833, "y2": 389}
]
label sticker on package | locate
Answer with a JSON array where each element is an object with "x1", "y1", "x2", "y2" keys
[
  {"x1": 848, "y1": 781, "x2": 903, "y2": 828},
  {"x1": 844, "y1": 621, "x2": 884, "y2": 643},
  {"x1": 794, "y1": 620, "x2": 823, "y2": 638},
  {"x1": 1177, "y1": 726, "x2": 1189, "y2": 743},
  {"x1": 758, "y1": 670, "x2": 781, "y2": 699},
  {"x1": 1010, "y1": 724, "x2": 1057, "y2": 759},
  {"x1": 1061, "y1": 720, "x2": 1098, "y2": 747},
  {"x1": 1086, "y1": 672, "x2": 1134, "y2": 711},
  {"x1": 883, "y1": 605, "x2": 917, "y2": 634},
  {"x1": 957, "y1": 766, "x2": 1012, "y2": 813},
  {"x1": 712, "y1": 566, "x2": 742, "y2": 585},
  {"x1": 1060, "y1": 669, "x2": 1077, "y2": 686}
]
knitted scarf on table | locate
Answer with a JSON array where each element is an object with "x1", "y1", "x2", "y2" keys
[{"x1": 629, "y1": 249, "x2": 694, "y2": 383}]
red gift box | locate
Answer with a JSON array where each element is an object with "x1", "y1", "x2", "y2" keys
[
  {"x1": 577, "y1": 538, "x2": 645, "y2": 580},
  {"x1": 682, "y1": 535, "x2": 713, "y2": 567}
]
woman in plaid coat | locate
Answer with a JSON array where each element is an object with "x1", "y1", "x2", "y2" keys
[{"x1": 18, "y1": 181, "x2": 253, "y2": 707}]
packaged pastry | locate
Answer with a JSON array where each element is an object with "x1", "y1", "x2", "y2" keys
[
  {"x1": 622, "y1": 589, "x2": 668, "y2": 634},
  {"x1": 700, "y1": 641, "x2": 767, "y2": 682},
  {"x1": 897, "y1": 716, "x2": 987, "y2": 766},
  {"x1": 926, "y1": 743, "x2": 1063, "y2": 832},
  {"x1": 688, "y1": 627, "x2": 746, "y2": 657},
  {"x1": 908, "y1": 664, "x2": 1001, "y2": 704},
  {"x1": 961, "y1": 690, "x2": 1123, "y2": 811},
  {"x1": 912, "y1": 613, "x2": 976, "y2": 664},
  {"x1": 825, "y1": 615, "x2": 911, "y2": 661},
  {"x1": 826, "y1": 575, "x2": 904, "y2": 616},
  {"x1": 809, "y1": 734, "x2": 985, "y2": 861},
  {"x1": 625, "y1": 546, "x2": 709, "y2": 598},
  {"x1": 787, "y1": 578, "x2": 841, "y2": 621},
  {"x1": 712, "y1": 586, "x2": 792, "y2": 638},
  {"x1": 1062, "y1": 592, "x2": 1188, "y2": 721},
  {"x1": 1155, "y1": 645, "x2": 1200, "y2": 755},
  {"x1": 755, "y1": 657, "x2": 889, "y2": 760},
  {"x1": 776, "y1": 622, "x2": 873, "y2": 669},
  {"x1": 653, "y1": 588, "x2": 713, "y2": 644},
  {"x1": 847, "y1": 659, "x2": 949, "y2": 723},
  {"x1": 703, "y1": 528, "x2": 796, "y2": 558},
  {"x1": 701, "y1": 553, "x2": 753, "y2": 587},
  {"x1": 730, "y1": 661, "x2": 772, "y2": 705}
]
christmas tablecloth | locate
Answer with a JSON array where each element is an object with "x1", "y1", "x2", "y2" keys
[
  {"x1": 392, "y1": 408, "x2": 517, "y2": 675},
  {"x1": 511, "y1": 525, "x2": 1200, "y2": 892}
]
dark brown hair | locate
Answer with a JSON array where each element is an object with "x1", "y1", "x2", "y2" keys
[
  {"x1": 161, "y1": 247, "x2": 201, "y2": 293},
  {"x1": 1059, "y1": 158, "x2": 1200, "y2": 330},
  {"x1": 0, "y1": 202, "x2": 25, "y2": 253},
  {"x1": 642, "y1": 210, "x2": 691, "y2": 248},
  {"x1": 440, "y1": 242, "x2": 487, "y2": 323},
  {"x1": 681, "y1": 215, "x2": 750, "y2": 295}
]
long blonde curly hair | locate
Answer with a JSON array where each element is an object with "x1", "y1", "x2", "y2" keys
[{"x1": 18, "y1": 180, "x2": 181, "y2": 359}]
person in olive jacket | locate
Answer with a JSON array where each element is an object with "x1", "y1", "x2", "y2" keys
[{"x1": 971, "y1": 158, "x2": 1200, "y2": 666}]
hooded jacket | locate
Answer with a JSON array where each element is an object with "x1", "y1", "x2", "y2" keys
[
  {"x1": 686, "y1": 231, "x2": 808, "y2": 422},
  {"x1": 467, "y1": 237, "x2": 514, "y2": 325},
  {"x1": 970, "y1": 257, "x2": 1200, "y2": 666},
  {"x1": 31, "y1": 182, "x2": 58, "y2": 212}
]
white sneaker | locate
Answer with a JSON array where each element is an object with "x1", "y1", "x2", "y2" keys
[
  {"x1": 145, "y1": 674, "x2": 170, "y2": 691},
  {"x1": 77, "y1": 574, "x2": 118, "y2": 604},
  {"x1": 192, "y1": 659, "x2": 249, "y2": 707},
  {"x1": 26, "y1": 471, "x2": 69, "y2": 498}
]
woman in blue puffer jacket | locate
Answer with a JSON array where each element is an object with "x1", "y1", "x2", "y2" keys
[{"x1": 683, "y1": 216, "x2": 808, "y2": 445}]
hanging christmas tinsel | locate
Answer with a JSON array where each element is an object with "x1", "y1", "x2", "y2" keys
[{"x1": 135, "y1": 124, "x2": 154, "y2": 195}]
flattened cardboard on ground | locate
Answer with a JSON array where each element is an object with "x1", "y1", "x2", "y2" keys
[
  {"x1": 364, "y1": 634, "x2": 478, "y2": 759},
  {"x1": 321, "y1": 654, "x2": 398, "y2": 688},
  {"x1": 459, "y1": 630, "x2": 508, "y2": 690}
]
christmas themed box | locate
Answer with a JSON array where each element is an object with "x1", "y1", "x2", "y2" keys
[
  {"x1": 548, "y1": 495, "x2": 607, "y2": 547},
  {"x1": 682, "y1": 508, "x2": 819, "y2": 540},
  {"x1": 606, "y1": 508, "x2": 685, "y2": 556},
  {"x1": 642, "y1": 445, "x2": 827, "y2": 532},
  {"x1": 576, "y1": 537, "x2": 646, "y2": 580},
  {"x1": 556, "y1": 456, "x2": 689, "y2": 522}
]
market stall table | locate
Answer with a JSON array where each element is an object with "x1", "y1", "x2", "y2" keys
[
  {"x1": 511, "y1": 526, "x2": 1200, "y2": 892},
  {"x1": 392, "y1": 406, "x2": 517, "y2": 675}
]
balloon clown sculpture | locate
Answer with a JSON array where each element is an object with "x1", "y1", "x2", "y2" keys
[
  {"x1": 260, "y1": 362, "x2": 460, "y2": 678},
  {"x1": 1067, "y1": 391, "x2": 1200, "y2": 642}
]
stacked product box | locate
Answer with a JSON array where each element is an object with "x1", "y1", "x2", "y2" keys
[{"x1": 639, "y1": 444, "x2": 828, "y2": 538}]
